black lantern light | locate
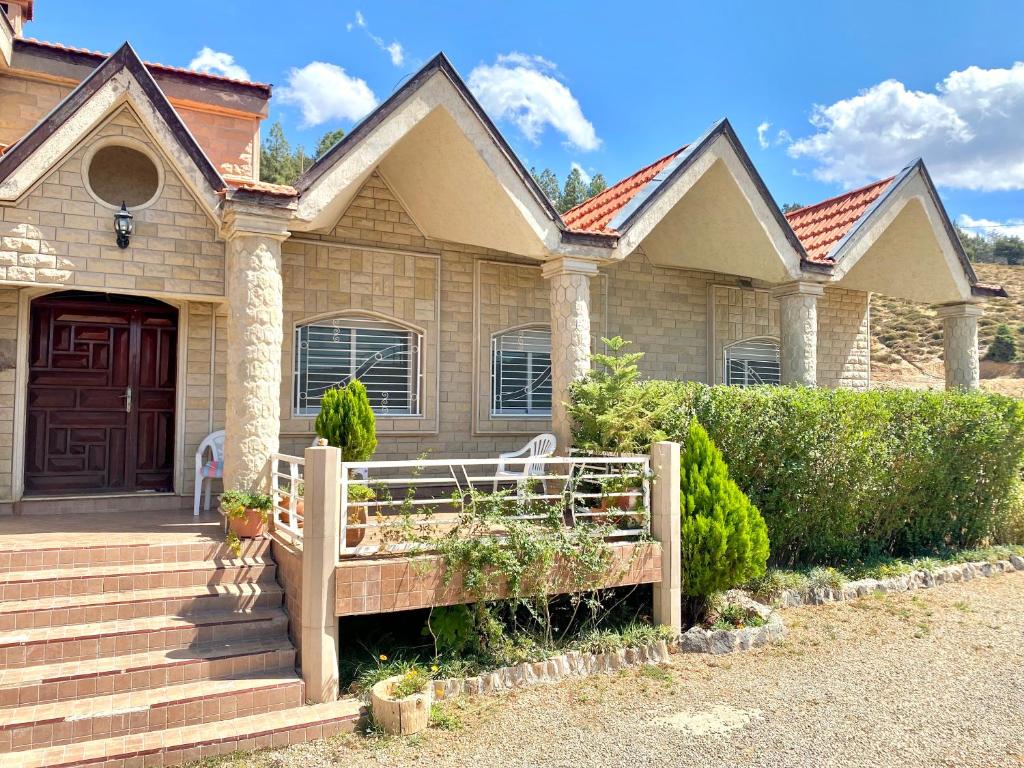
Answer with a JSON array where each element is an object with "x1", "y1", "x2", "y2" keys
[{"x1": 114, "y1": 201, "x2": 134, "y2": 249}]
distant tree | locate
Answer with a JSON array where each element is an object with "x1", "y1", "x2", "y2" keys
[
  {"x1": 986, "y1": 324, "x2": 1018, "y2": 362},
  {"x1": 560, "y1": 166, "x2": 589, "y2": 212},
  {"x1": 992, "y1": 235, "x2": 1024, "y2": 266},
  {"x1": 956, "y1": 225, "x2": 991, "y2": 263},
  {"x1": 531, "y1": 167, "x2": 562, "y2": 208},
  {"x1": 314, "y1": 128, "x2": 346, "y2": 160},
  {"x1": 781, "y1": 202, "x2": 803, "y2": 213},
  {"x1": 586, "y1": 173, "x2": 608, "y2": 199}
]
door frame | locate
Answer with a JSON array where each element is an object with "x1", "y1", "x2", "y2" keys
[{"x1": 13, "y1": 287, "x2": 190, "y2": 501}]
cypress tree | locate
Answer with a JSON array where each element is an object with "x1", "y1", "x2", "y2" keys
[
  {"x1": 313, "y1": 380, "x2": 377, "y2": 461},
  {"x1": 986, "y1": 324, "x2": 1017, "y2": 363},
  {"x1": 679, "y1": 420, "x2": 769, "y2": 623}
]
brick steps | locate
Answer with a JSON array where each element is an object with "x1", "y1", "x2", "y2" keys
[
  {"x1": 0, "y1": 582, "x2": 285, "y2": 630},
  {"x1": 0, "y1": 539, "x2": 270, "y2": 574},
  {"x1": 0, "y1": 672, "x2": 305, "y2": 753},
  {"x1": 0, "y1": 699, "x2": 362, "y2": 768},
  {"x1": 0, "y1": 610, "x2": 289, "y2": 668},
  {"x1": 0, "y1": 557, "x2": 277, "y2": 598},
  {"x1": 0, "y1": 638, "x2": 297, "y2": 706}
]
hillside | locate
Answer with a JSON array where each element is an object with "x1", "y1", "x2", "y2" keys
[{"x1": 871, "y1": 263, "x2": 1024, "y2": 394}]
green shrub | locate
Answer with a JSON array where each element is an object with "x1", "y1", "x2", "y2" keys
[
  {"x1": 679, "y1": 421, "x2": 769, "y2": 622},
  {"x1": 986, "y1": 323, "x2": 1017, "y2": 362},
  {"x1": 569, "y1": 343, "x2": 1024, "y2": 566},
  {"x1": 314, "y1": 379, "x2": 377, "y2": 461}
]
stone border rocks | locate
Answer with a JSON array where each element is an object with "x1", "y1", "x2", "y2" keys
[
  {"x1": 432, "y1": 640, "x2": 672, "y2": 701},
  {"x1": 678, "y1": 594, "x2": 786, "y2": 655},
  {"x1": 775, "y1": 557, "x2": 1024, "y2": 609}
]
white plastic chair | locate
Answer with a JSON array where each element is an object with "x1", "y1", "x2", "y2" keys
[
  {"x1": 493, "y1": 433, "x2": 557, "y2": 492},
  {"x1": 193, "y1": 430, "x2": 225, "y2": 517}
]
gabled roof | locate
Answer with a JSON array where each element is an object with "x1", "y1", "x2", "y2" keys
[
  {"x1": 784, "y1": 177, "x2": 894, "y2": 263},
  {"x1": 15, "y1": 37, "x2": 271, "y2": 95},
  {"x1": 562, "y1": 147, "x2": 686, "y2": 234},
  {"x1": 0, "y1": 41, "x2": 225, "y2": 194}
]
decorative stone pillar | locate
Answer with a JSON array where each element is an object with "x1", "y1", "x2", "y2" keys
[
  {"x1": 222, "y1": 201, "x2": 292, "y2": 491},
  {"x1": 770, "y1": 281, "x2": 824, "y2": 386},
  {"x1": 936, "y1": 303, "x2": 983, "y2": 391},
  {"x1": 542, "y1": 256, "x2": 598, "y2": 453}
]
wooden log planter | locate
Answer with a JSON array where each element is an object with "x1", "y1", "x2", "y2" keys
[{"x1": 369, "y1": 675, "x2": 433, "y2": 736}]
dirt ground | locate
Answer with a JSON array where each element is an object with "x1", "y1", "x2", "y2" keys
[{"x1": 196, "y1": 570, "x2": 1024, "y2": 768}]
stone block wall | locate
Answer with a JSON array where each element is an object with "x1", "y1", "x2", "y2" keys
[
  {"x1": 0, "y1": 287, "x2": 16, "y2": 501},
  {"x1": 0, "y1": 73, "x2": 72, "y2": 149},
  {"x1": 175, "y1": 105, "x2": 258, "y2": 181},
  {"x1": 0, "y1": 107, "x2": 224, "y2": 296},
  {"x1": 817, "y1": 287, "x2": 871, "y2": 390},
  {"x1": 180, "y1": 302, "x2": 227, "y2": 498}
]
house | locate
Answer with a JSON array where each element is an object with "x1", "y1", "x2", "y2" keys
[{"x1": 0, "y1": 9, "x2": 1004, "y2": 510}]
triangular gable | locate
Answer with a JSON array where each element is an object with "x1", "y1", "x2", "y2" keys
[
  {"x1": 824, "y1": 160, "x2": 1005, "y2": 301},
  {"x1": 0, "y1": 42, "x2": 224, "y2": 214},
  {"x1": 292, "y1": 53, "x2": 609, "y2": 258}
]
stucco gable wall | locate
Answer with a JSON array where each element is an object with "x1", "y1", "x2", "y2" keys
[{"x1": 0, "y1": 107, "x2": 224, "y2": 297}]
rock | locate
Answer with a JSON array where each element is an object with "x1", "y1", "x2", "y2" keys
[
  {"x1": 709, "y1": 630, "x2": 738, "y2": 655},
  {"x1": 624, "y1": 647, "x2": 639, "y2": 666},
  {"x1": 510, "y1": 663, "x2": 528, "y2": 687},
  {"x1": 1010, "y1": 554, "x2": 1024, "y2": 571},
  {"x1": 655, "y1": 640, "x2": 671, "y2": 661},
  {"x1": 679, "y1": 628, "x2": 709, "y2": 654}
]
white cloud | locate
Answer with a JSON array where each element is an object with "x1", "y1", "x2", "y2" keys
[
  {"x1": 188, "y1": 47, "x2": 250, "y2": 81},
  {"x1": 347, "y1": 10, "x2": 405, "y2": 67},
  {"x1": 959, "y1": 213, "x2": 1024, "y2": 239},
  {"x1": 757, "y1": 121, "x2": 771, "y2": 149},
  {"x1": 571, "y1": 162, "x2": 592, "y2": 185},
  {"x1": 468, "y1": 53, "x2": 600, "y2": 151},
  {"x1": 787, "y1": 62, "x2": 1024, "y2": 191},
  {"x1": 278, "y1": 62, "x2": 378, "y2": 127}
]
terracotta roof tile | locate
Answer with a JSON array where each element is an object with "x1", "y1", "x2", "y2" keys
[
  {"x1": 785, "y1": 177, "x2": 894, "y2": 263},
  {"x1": 223, "y1": 177, "x2": 297, "y2": 197},
  {"x1": 561, "y1": 146, "x2": 687, "y2": 235},
  {"x1": 17, "y1": 38, "x2": 272, "y2": 95}
]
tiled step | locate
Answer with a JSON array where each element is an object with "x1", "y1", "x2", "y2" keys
[
  {"x1": 0, "y1": 699, "x2": 363, "y2": 768},
  {"x1": 0, "y1": 639, "x2": 296, "y2": 707},
  {"x1": 0, "y1": 673, "x2": 305, "y2": 753},
  {"x1": 0, "y1": 538, "x2": 270, "y2": 574},
  {"x1": 0, "y1": 610, "x2": 289, "y2": 668},
  {"x1": 0, "y1": 557, "x2": 277, "y2": 601},
  {"x1": 0, "y1": 582, "x2": 285, "y2": 631}
]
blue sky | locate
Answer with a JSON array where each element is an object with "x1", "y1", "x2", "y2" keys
[{"x1": 28, "y1": 1, "x2": 1024, "y2": 235}]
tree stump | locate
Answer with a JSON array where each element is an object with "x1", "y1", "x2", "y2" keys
[{"x1": 370, "y1": 676, "x2": 432, "y2": 735}]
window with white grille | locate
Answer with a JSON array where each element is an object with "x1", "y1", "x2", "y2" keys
[
  {"x1": 725, "y1": 338, "x2": 781, "y2": 386},
  {"x1": 294, "y1": 315, "x2": 422, "y2": 417},
  {"x1": 491, "y1": 327, "x2": 552, "y2": 416}
]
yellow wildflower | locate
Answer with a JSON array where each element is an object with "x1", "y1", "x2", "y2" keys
[{"x1": 379, "y1": 654, "x2": 388, "y2": 662}]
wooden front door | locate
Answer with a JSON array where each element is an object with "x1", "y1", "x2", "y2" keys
[{"x1": 25, "y1": 293, "x2": 178, "y2": 495}]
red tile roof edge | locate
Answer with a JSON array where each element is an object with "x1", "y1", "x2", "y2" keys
[
  {"x1": 223, "y1": 176, "x2": 298, "y2": 197},
  {"x1": 17, "y1": 38, "x2": 272, "y2": 95},
  {"x1": 783, "y1": 176, "x2": 896, "y2": 221},
  {"x1": 562, "y1": 145, "x2": 688, "y2": 235}
]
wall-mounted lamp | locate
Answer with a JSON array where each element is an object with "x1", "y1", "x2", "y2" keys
[{"x1": 114, "y1": 201, "x2": 134, "y2": 249}]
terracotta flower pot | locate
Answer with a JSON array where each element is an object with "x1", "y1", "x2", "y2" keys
[
  {"x1": 370, "y1": 675, "x2": 432, "y2": 736},
  {"x1": 278, "y1": 497, "x2": 305, "y2": 528},
  {"x1": 228, "y1": 507, "x2": 266, "y2": 538},
  {"x1": 346, "y1": 504, "x2": 367, "y2": 548}
]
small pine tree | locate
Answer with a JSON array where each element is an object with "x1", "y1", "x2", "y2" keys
[
  {"x1": 986, "y1": 323, "x2": 1018, "y2": 362},
  {"x1": 679, "y1": 420, "x2": 769, "y2": 624},
  {"x1": 314, "y1": 381, "x2": 377, "y2": 461}
]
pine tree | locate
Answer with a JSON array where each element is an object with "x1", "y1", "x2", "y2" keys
[
  {"x1": 586, "y1": 173, "x2": 608, "y2": 199},
  {"x1": 679, "y1": 420, "x2": 769, "y2": 623},
  {"x1": 560, "y1": 166, "x2": 588, "y2": 212},
  {"x1": 531, "y1": 167, "x2": 561, "y2": 208},
  {"x1": 314, "y1": 128, "x2": 347, "y2": 159},
  {"x1": 260, "y1": 122, "x2": 297, "y2": 185},
  {"x1": 986, "y1": 324, "x2": 1018, "y2": 362}
]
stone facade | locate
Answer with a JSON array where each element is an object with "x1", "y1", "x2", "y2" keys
[
  {"x1": 0, "y1": 287, "x2": 16, "y2": 500},
  {"x1": 772, "y1": 282, "x2": 823, "y2": 386},
  {"x1": 937, "y1": 303, "x2": 983, "y2": 391},
  {"x1": 0, "y1": 73, "x2": 72, "y2": 149}
]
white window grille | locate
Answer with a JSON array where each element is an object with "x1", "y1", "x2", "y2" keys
[
  {"x1": 294, "y1": 315, "x2": 422, "y2": 417},
  {"x1": 491, "y1": 326, "x2": 552, "y2": 416},
  {"x1": 725, "y1": 338, "x2": 781, "y2": 386}
]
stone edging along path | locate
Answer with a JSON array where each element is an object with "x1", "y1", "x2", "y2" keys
[
  {"x1": 427, "y1": 555, "x2": 1024, "y2": 699},
  {"x1": 773, "y1": 555, "x2": 1024, "y2": 609},
  {"x1": 432, "y1": 640, "x2": 672, "y2": 701}
]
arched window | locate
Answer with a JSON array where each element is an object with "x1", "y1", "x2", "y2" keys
[
  {"x1": 491, "y1": 326, "x2": 552, "y2": 416},
  {"x1": 294, "y1": 314, "x2": 422, "y2": 416},
  {"x1": 725, "y1": 338, "x2": 781, "y2": 386}
]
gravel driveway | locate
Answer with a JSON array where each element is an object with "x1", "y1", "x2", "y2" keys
[{"x1": 199, "y1": 570, "x2": 1024, "y2": 768}]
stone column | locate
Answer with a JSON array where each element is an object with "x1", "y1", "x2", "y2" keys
[
  {"x1": 936, "y1": 303, "x2": 983, "y2": 391},
  {"x1": 771, "y1": 281, "x2": 824, "y2": 386},
  {"x1": 542, "y1": 256, "x2": 598, "y2": 453},
  {"x1": 222, "y1": 202, "x2": 292, "y2": 491}
]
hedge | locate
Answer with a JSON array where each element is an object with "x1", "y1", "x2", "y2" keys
[{"x1": 571, "y1": 379, "x2": 1024, "y2": 566}]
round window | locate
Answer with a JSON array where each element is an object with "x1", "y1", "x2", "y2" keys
[{"x1": 86, "y1": 144, "x2": 161, "y2": 208}]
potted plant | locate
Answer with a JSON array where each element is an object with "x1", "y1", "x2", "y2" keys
[
  {"x1": 315, "y1": 380, "x2": 378, "y2": 548},
  {"x1": 221, "y1": 489, "x2": 273, "y2": 538},
  {"x1": 278, "y1": 481, "x2": 304, "y2": 527},
  {"x1": 589, "y1": 472, "x2": 646, "y2": 529},
  {"x1": 369, "y1": 667, "x2": 432, "y2": 736}
]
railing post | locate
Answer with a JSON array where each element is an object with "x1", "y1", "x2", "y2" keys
[
  {"x1": 301, "y1": 445, "x2": 341, "y2": 703},
  {"x1": 650, "y1": 441, "x2": 682, "y2": 638}
]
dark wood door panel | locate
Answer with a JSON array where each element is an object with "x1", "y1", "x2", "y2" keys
[{"x1": 25, "y1": 294, "x2": 177, "y2": 496}]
